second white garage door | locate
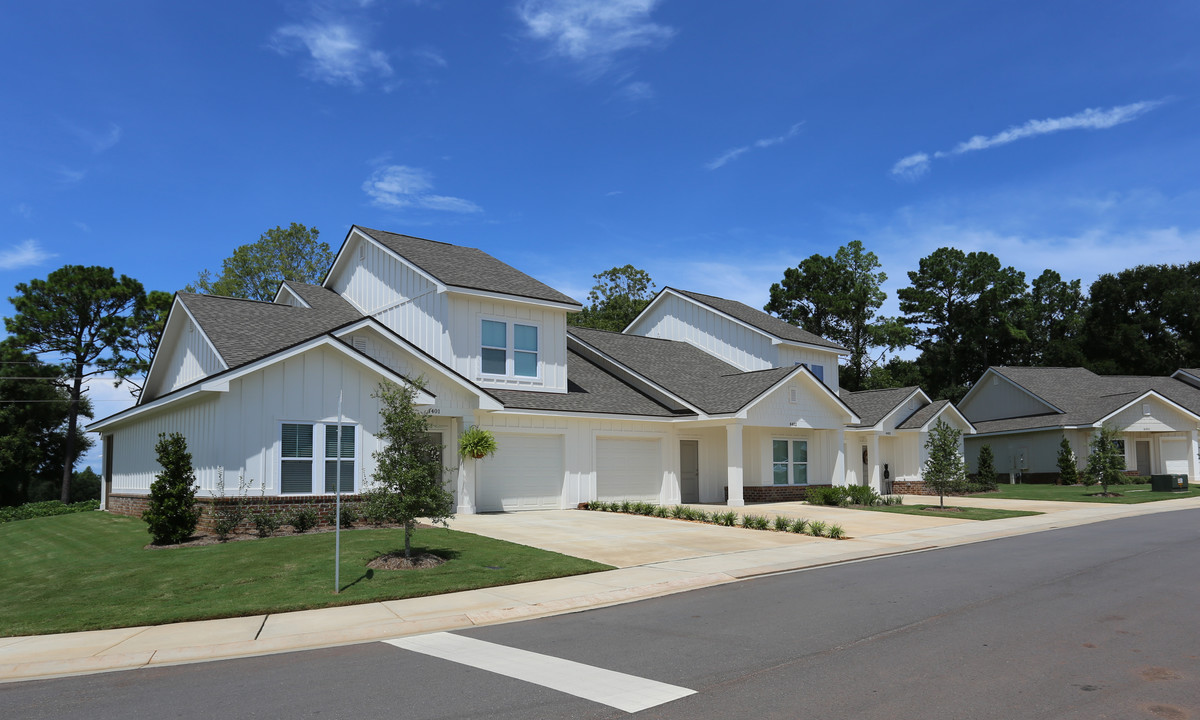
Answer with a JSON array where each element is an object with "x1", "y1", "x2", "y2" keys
[
  {"x1": 1161, "y1": 437, "x2": 1190, "y2": 475},
  {"x1": 477, "y1": 433, "x2": 564, "y2": 512},
  {"x1": 596, "y1": 437, "x2": 663, "y2": 503}
]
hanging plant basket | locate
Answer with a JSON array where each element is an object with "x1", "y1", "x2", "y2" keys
[{"x1": 458, "y1": 426, "x2": 498, "y2": 460}]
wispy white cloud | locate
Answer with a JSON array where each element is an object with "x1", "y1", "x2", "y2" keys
[
  {"x1": 517, "y1": 0, "x2": 675, "y2": 70},
  {"x1": 362, "y1": 165, "x2": 482, "y2": 213},
  {"x1": 412, "y1": 47, "x2": 447, "y2": 68},
  {"x1": 892, "y1": 100, "x2": 1165, "y2": 179},
  {"x1": 12, "y1": 203, "x2": 32, "y2": 220},
  {"x1": 0, "y1": 239, "x2": 56, "y2": 270},
  {"x1": 57, "y1": 167, "x2": 87, "y2": 184},
  {"x1": 614, "y1": 80, "x2": 653, "y2": 102},
  {"x1": 61, "y1": 121, "x2": 122, "y2": 153},
  {"x1": 706, "y1": 122, "x2": 804, "y2": 170},
  {"x1": 270, "y1": 5, "x2": 393, "y2": 88}
]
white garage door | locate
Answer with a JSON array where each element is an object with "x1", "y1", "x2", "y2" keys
[
  {"x1": 1161, "y1": 438, "x2": 1190, "y2": 475},
  {"x1": 596, "y1": 437, "x2": 663, "y2": 503},
  {"x1": 478, "y1": 434, "x2": 564, "y2": 512}
]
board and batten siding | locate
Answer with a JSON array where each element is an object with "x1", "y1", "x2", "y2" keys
[
  {"x1": 775, "y1": 346, "x2": 841, "y2": 393},
  {"x1": 743, "y1": 378, "x2": 847, "y2": 429},
  {"x1": 743, "y1": 427, "x2": 842, "y2": 488},
  {"x1": 632, "y1": 293, "x2": 778, "y2": 371},
  {"x1": 965, "y1": 429, "x2": 1063, "y2": 476},
  {"x1": 108, "y1": 345, "x2": 388, "y2": 497},
  {"x1": 346, "y1": 327, "x2": 478, "y2": 412},
  {"x1": 959, "y1": 375, "x2": 1056, "y2": 422},
  {"x1": 331, "y1": 235, "x2": 450, "y2": 364},
  {"x1": 1106, "y1": 396, "x2": 1197, "y2": 433},
  {"x1": 146, "y1": 316, "x2": 224, "y2": 398},
  {"x1": 448, "y1": 296, "x2": 569, "y2": 393}
]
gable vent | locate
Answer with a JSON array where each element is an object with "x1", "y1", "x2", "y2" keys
[{"x1": 352, "y1": 337, "x2": 368, "y2": 353}]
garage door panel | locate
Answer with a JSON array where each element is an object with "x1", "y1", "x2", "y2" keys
[
  {"x1": 478, "y1": 434, "x2": 564, "y2": 512},
  {"x1": 1161, "y1": 438, "x2": 1189, "y2": 475},
  {"x1": 597, "y1": 437, "x2": 662, "y2": 503}
]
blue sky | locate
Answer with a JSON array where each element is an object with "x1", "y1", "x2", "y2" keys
[{"x1": 3, "y1": 1, "x2": 1200, "y2": 465}]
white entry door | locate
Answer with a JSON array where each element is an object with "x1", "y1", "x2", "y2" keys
[
  {"x1": 596, "y1": 437, "x2": 663, "y2": 503},
  {"x1": 477, "y1": 433, "x2": 564, "y2": 512}
]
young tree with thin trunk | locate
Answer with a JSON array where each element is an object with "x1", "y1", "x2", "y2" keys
[
  {"x1": 1056, "y1": 436, "x2": 1079, "y2": 486},
  {"x1": 922, "y1": 419, "x2": 968, "y2": 508},
  {"x1": 1085, "y1": 424, "x2": 1125, "y2": 495},
  {"x1": 363, "y1": 380, "x2": 453, "y2": 560},
  {"x1": 975, "y1": 444, "x2": 997, "y2": 491},
  {"x1": 6, "y1": 266, "x2": 145, "y2": 503}
]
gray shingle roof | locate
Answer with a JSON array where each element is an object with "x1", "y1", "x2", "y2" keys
[
  {"x1": 488, "y1": 350, "x2": 687, "y2": 417},
  {"x1": 969, "y1": 366, "x2": 1200, "y2": 434},
  {"x1": 179, "y1": 286, "x2": 361, "y2": 368},
  {"x1": 896, "y1": 399, "x2": 953, "y2": 430},
  {"x1": 840, "y1": 387, "x2": 921, "y2": 428},
  {"x1": 667, "y1": 288, "x2": 849, "y2": 352},
  {"x1": 568, "y1": 326, "x2": 797, "y2": 414},
  {"x1": 355, "y1": 226, "x2": 581, "y2": 307}
]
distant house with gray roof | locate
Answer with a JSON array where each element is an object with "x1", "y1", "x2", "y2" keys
[
  {"x1": 91, "y1": 225, "x2": 964, "y2": 516},
  {"x1": 958, "y1": 366, "x2": 1200, "y2": 483}
]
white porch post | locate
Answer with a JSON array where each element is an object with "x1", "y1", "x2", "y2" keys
[
  {"x1": 727, "y1": 422, "x2": 745, "y2": 507},
  {"x1": 832, "y1": 427, "x2": 846, "y2": 487},
  {"x1": 1190, "y1": 428, "x2": 1199, "y2": 483},
  {"x1": 455, "y1": 416, "x2": 477, "y2": 515},
  {"x1": 869, "y1": 433, "x2": 881, "y2": 492}
]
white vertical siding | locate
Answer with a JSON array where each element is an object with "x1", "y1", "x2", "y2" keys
[
  {"x1": 744, "y1": 378, "x2": 846, "y2": 428},
  {"x1": 1106, "y1": 397, "x2": 1196, "y2": 432},
  {"x1": 448, "y1": 296, "x2": 569, "y2": 393},
  {"x1": 775, "y1": 346, "x2": 842, "y2": 393},
  {"x1": 744, "y1": 427, "x2": 840, "y2": 487},
  {"x1": 633, "y1": 294, "x2": 776, "y2": 371},
  {"x1": 146, "y1": 317, "x2": 224, "y2": 398}
]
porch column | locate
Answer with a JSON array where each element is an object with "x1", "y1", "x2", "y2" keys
[
  {"x1": 869, "y1": 433, "x2": 881, "y2": 492},
  {"x1": 727, "y1": 422, "x2": 744, "y2": 507},
  {"x1": 454, "y1": 417, "x2": 477, "y2": 515},
  {"x1": 1190, "y1": 428, "x2": 1199, "y2": 483},
  {"x1": 832, "y1": 427, "x2": 846, "y2": 488}
]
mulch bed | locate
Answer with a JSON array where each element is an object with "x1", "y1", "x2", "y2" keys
[
  {"x1": 143, "y1": 522, "x2": 431, "y2": 550},
  {"x1": 366, "y1": 552, "x2": 447, "y2": 571}
]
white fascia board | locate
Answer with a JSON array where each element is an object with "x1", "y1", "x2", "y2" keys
[
  {"x1": 918, "y1": 402, "x2": 977, "y2": 434},
  {"x1": 91, "y1": 334, "x2": 434, "y2": 432},
  {"x1": 323, "y1": 226, "x2": 448, "y2": 293},
  {"x1": 139, "y1": 296, "x2": 228, "y2": 405},
  {"x1": 489, "y1": 408, "x2": 692, "y2": 423},
  {"x1": 566, "y1": 334, "x2": 706, "y2": 415},
  {"x1": 871, "y1": 388, "x2": 930, "y2": 432},
  {"x1": 443, "y1": 285, "x2": 582, "y2": 311},
  {"x1": 1170, "y1": 369, "x2": 1200, "y2": 388},
  {"x1": 960, "y1": 367, "x2": 1065, "y2": 415},
  {"x1": 272, "y1": 282, "x2": 311, "y2": 307},
  {"x1": 333, "y1": 317, "x2": 503, "y2": 411},
  {"x1": 1094, "y1": 390, "x2": 1200, "y2": 426},
  {"x1": 734, "y1": 365, "x2": 861, "y2": 424},
  {"x1": 775, "y1": 338, "x2": 852, "y2": 357}
]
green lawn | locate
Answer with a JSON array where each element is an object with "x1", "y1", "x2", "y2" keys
[
  {"x1": 969, "y1": 482, "x2": 1200, "y2": 504},
  {"x1": 0, "y1": 512, "x2": 611, "y2": 637},
  {"x1": 858, "y1": 504, "x2": 1041, "y2": 521}
]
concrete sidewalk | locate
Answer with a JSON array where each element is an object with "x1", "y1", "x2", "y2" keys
[{"x1": 3, "y1": 495, "x2": 1198, "y2": 683}]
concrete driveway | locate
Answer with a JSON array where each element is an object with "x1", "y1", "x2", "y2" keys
[{"x1": 446, "y1": 503, "x2": 971, "y2": 568}]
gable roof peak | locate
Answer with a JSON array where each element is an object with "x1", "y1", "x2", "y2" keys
[{"x1": 658, "y1": 287, "x2": 849, "y2": 353}]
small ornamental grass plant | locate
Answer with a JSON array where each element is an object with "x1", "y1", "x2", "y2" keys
[
  {"x1": 773, "y1": 515, "x2": 792, "y2": 532},
  {"x1": 788, "y1": 518, "x2": 808, "y2": 534},
  {"x1": 578, "y1": 500, "x2": 849, "y2": 539}
]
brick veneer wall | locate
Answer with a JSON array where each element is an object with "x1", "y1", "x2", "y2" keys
[
  {"x1": 107, "y1": 493, "x2": 367, "y2": 533},
  {"x1": 724, "y1": 485, "x2": 829, "y2": 503}
]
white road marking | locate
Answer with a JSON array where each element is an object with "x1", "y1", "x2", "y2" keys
[{"x1": 384, "y1": 632, "x2": 696, "y2": 713}]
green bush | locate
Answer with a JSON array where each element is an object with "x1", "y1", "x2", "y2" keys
[
  {"x1": 651, "y1": 505, "x2": 669, "y2": 518},
  {"x1": 772, "y1": 515, "x2": 791, "y2": 532},
  {"x1": 669, "y1": 505, "x2": 687, "y2": 519},
  {"x1": 288, "y1": 507, "x2": 318, "y2": 533},
  {"x1": 741, "y1": 514, "x2": 770, "y2": 530},
  {"x1": 0, "y1": 499, "x2": 99, "y2": 524},
  {"x1": 883, "y1": 495, "x2": 904, "y2": 506},
  {"x1": 250, "y1": 505, "x2": 281, "y2": 538},
  {"x1": 976, "y1": 445, "x2": 999, "y2": 491},
  {"x1": 826, "y1": 524, "x2": 846, "y2": 539},
  {"x1": 808, "y1": 520, "x2": 827, "y2": 537},
  {"x1": 843, "y1": 484, "x2": 882, "y2": 506},
  {"x1": 714, "y1": 510, "x2": 738, "y2": 526},
  {"x1": 632, "y1": 501, "x2": 655, "y2": 516},
  {"x1": 788, "y1": 518, "x2": 808, "y2": 534},
  {"x1": 805, "y1": 486, "x2": 843, "y2": 506},
  {"x1": 338, "y1": 503, "x2": 359, "y2": 528},
  {"x1": 142, "y1": 432, "x2": 202, "y2": 545},
  {"x1": 619, "y1": 500, "x2": 633, "y2": 513}
]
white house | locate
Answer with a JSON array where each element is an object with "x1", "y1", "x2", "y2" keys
[
  {"x1": 91, "y1": 226, "x2": 964, "y2": 515},
  {"x1": 959, "y1": 366, "x2": 1200, "y2": 483}
]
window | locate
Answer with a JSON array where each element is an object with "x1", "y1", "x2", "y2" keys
[
  {"x1": 772, "y1": 439, "x2": 808, "y2": 485},
  {"x1": 480, "y1": 319, "x2": 539, "y2": 378},
  {"x1": 280, "y1": 423, "x2": 357, "y2": 494},
  {"x1": 1112, "y1": 439, "x2": 1126, "y2": 455},
  {"x1": 795, "y1": 362, "x2": 824, "y2": 382}
]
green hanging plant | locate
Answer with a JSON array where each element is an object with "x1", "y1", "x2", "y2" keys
[{"x1": 458, "y1": 426, "x2": 498, "y2": 460}]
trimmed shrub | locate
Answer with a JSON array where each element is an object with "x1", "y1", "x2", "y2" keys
[
  {"x1": 338, "y1": 503, "x2": 359, "y2": 528},
  {"x1": 0, "y1": 499, "x2": 99, "y2": 524},
  {"x1": 788, "y1": 518, "x2": 808, "y2": 534},
  {"x1": 805, "y1": 486, "x2": 843, "y2": 506},
  {"x1": 288, "y1": 507, "x2": 318, "y2": 533},
  {"x1": 844, "y1": 484, "x2": 881, "y2": 506},
  {"x1": 250, "y1": 505, "x2": 281, "y2": 538},
  {"x1": 826, "y1": 524, "x2": 846, "y2": 539},
  {"x1": 976, "y1": 444, "x2": 998, "y2": 491},
  {"x1": 808, "y1": 520, "x2": 828, "y2": 537},
  {"x1": 142, "y1": 432, "x2": 202, "y2": 545}
]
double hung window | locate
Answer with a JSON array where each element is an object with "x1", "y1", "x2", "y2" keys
[
  {"x1": 772, "y1": 439, "x2": 808, "y2": 485},
  {"x1": 481, "y1": 319, "x2": 539, "y2": 378},
  {"x1": 280, "y1": 423, "x2": 357, "y2": 493}
]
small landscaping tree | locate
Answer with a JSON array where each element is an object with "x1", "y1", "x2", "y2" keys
[
  {"x1": 922, "y1": 419, "x2": 968, "y2": 508},
  {"x1": 142, "y1": 432, "x2": 201, "y2": 545},
  {"x1": 1056, "y1": 436, "x2": 1079, "y2": 486},
  {"x1": 363, "y1": 381, "x2": 453, "y2": 560},
  {"x1": 1085, "y1": 424, "x2": 1125, "y2": 495},
  {"x1": 975, "y1": 444, "x2": 997, "y2": 491}
]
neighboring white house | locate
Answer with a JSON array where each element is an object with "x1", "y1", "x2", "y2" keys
[
  {"x1": 91, "y1": 225, "x2": 965, "y2": 513},
  {"x1": 959, "y1": 366, "x2": 1200, "y2": 483}
]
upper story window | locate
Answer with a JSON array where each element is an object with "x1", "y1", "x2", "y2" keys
[
  {"x1": 481, "y1": 319, "x2": 539, "y2": 378},
  {"x1": 795, "y1": 362, "x2": 824, "y2": 382}
]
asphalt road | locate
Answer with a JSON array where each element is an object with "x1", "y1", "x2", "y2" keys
[{"x1": 4, "y1": 509, "x2": 1198, "y2": 719}]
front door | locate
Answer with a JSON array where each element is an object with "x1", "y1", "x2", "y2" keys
[
  {"x1": 680, "y1": 440, "x2": 700, "y2": 504},
  {"x1": 1135, "y1": 440, "x2": 1151, "y2": 477}
]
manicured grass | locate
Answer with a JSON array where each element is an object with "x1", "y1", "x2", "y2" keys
[
  {"x1": 970, "y1": 482, "x2": 1200, "y2": 504},
  {"x1": 859, "y1": 504, "x2": 1041, "y2": 521},
  {"x1": 0, "y1": 512, "x2": 611, "y2": 637}
]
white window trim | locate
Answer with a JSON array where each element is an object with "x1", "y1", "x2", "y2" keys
[
  {"x1": 477, "y1": 315, "x2": 543, "y2": 381},
  {"x1": 771, "y1": 437, "x2": 809, "y2": 486},
  {"x1": 278, "y1": 420, "x2": 361, "y2": 495}
]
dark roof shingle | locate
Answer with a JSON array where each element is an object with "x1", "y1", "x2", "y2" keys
[
  {"x1": 840, "y1": 387, "x2": 921, "y2": 427},
  {"x1": 489, "y1": 350, "x2": 687, "y2": 417},
  {"x1": 356, "y1": 226, "x2": 581, "y2": 306},
  {"x1": 667, "y1": 288, "x2": 848, "y2": 352}
]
